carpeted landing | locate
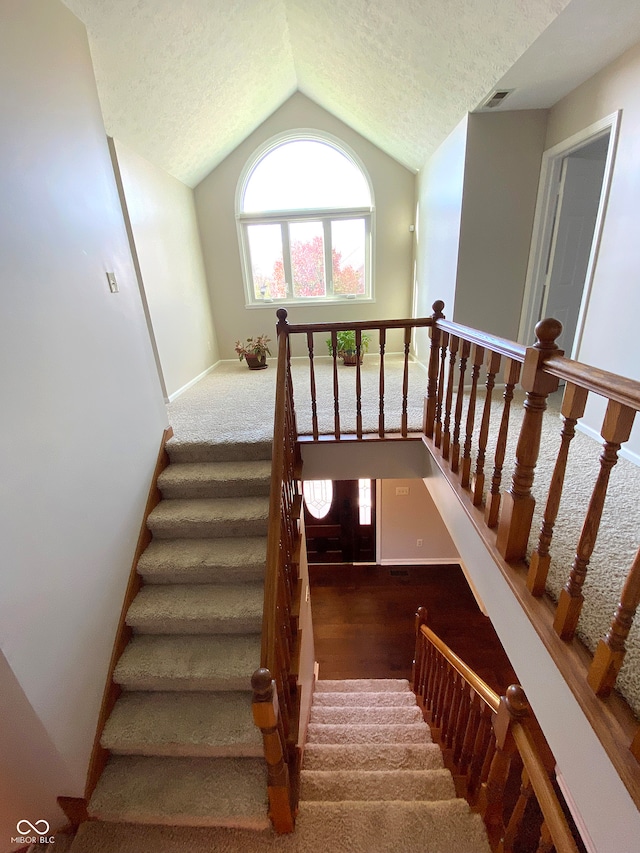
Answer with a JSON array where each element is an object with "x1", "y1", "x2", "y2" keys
[{"x1": 71, "y1": 679, "x2": 489, "y2": 853}]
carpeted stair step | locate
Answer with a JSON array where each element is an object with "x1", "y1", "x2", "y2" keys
[
  {"x1": 307, "y1": 723, "x2": 431, "y2": 745},
  {"x1": 157, "y1": 460, "x2": 271, "y2": 500},
  {"x1": 312, "y1": 689, "x2": 417, "y2": 707},
  {"x1": 310, "y1": 705, "x2": 423, "y2": 725},
  {"x1": 147, "y1": 497, "x2": 269, "y2": 539},
  {"x1": 137, "y1": 537, "x2": 266, "y2": 585},
  {"x1": 300, "y1": 768, "x2": 456, "y2": 802},
  {"x1": 315, "y1": 678, "x2": 411, "y2": 693},
  {"x1": 303, "y1": 742, "x2": 444, "y2": 772},
  {"x1": 167, "y1": 439, "x2": 272, "y2": 465},
  {"x1": 70, "y1": 799, "x2": 491, "y2": 853},
  {"x1": 114, "y1": 634, "x2": 260, "y2": 691},
  {"x1": 101, "y1": 692, "x2": 262, "y2": 757},
  {"x1": 126, "y1": 583, "x2": 263, "y2": 635},
  {"x1": 88, "y1": 755, "x2": 269, "y2": 830}
]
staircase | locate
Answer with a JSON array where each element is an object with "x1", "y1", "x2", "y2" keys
[
  {"x1": 297, "y1": 679, "x2": 490, "y2": 852},
  {"x1": 87, "y1": 438, "x2": 272, "y2": 829}
]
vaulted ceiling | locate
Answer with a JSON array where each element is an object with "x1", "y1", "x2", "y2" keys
[{"x1": 62, "y1": 0, "x2": 640, "y2": 187}]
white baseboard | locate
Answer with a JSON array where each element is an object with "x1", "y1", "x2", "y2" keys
[
  {"x1": 167, "y1": 361, "x2": 220, "y2": 403},
  {"x1": 379, "y1": 557, "x2": 460, "y2": 566},
  {"x1": 576, "y1": 421, "x2": 640, "y2": 467}
]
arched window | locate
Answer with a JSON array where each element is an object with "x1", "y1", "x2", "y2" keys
[{"x1": 237, "y1": 133, "x2": 374, "y2": 306}]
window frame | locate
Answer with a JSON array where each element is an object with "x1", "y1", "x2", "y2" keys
[{"x1": 236, "y1": 131, "x2": 375, "y2": 308}]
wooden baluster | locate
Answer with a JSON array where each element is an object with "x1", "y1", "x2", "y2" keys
[
  {"x1": 435, "y1": 332, "x2": 449, "y2": 448},
  {"x1": 478, "y1": 685, "x2": 528, "y2": 846},
  {"x1": 535, "y1": 822, "x2": 555, "y2": 853},
  {"x1": 442, "y1": 335, "x2": 459, "y2": 460},
  {"x1": 445, "y1": 671, "x2": 463, "y2": 751},
  {"x1": 439, "y1": 661, "x2": 456, "y2": 747},
  {"x1": 355, "y1": 329, "x2": 363, "y2": 438},
  {"x1": 306, "y1": 331, "x2": 319, "y2": 440},
  {"x1": 401, "y1": 325, "x2": 412, "y2": 437},
  {"x1": 588, "y1": 544, "x2": 640, "y2": 696},
  {"x1": 554, "y1": 399, "x2": 636, "y2": 639},
  {"x1": 330, "y1": 330, "x2": 340, "y2": 439},
  {"x1": 528, "y1": 383, "x2": 588, "y2": 595},
  {"x1": 252, "y1": 668, "x2": 295, "y2": 833},
  {"x1": 485, "y1": 359, "x2": 521, "y2": 527},
  {"x1": 467, "y1": 701, "x2": 494, "y2": 798},
  {"x1": 425, "y1": 300, "x2": 445, "y2": 438},
  {"x1": 451, "y1": 340, "x2": 471, "y2": 473},
  {"x1": 473, "y1": 351, "x2": 501, "y2": 506},
  {"x1": 500, "y1": 768, "x2": 535, "y2": 853},
  {"x1": 423, "y1": 642, "x2": 438, "y2": 721},
  {"x1": 411, "y1": 607, "x2": 428, "y2": 696},
  {"x1": 459, "y1": 691, "x2": 480, "y2": 775},
  {"x1": 379, "y1": 327, "x2": 386, "y2": 437},
  {"x1": 461, "y1": 344, "x2": 485, "y2": 488},
  {"x1": 497, "y1": 319, "x2": 562, "y2": 561},
  {"x1": 631, "y1": 727, "x2": 640, "y2": 762},
  {"x1": 452, "y1": 681, "x2": 472, "y2": 766},
  {"x1": 432, "y1": 654, "x2": 447, "y2": 731}
]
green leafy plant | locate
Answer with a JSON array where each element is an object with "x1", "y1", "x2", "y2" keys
[
  {"x1": 326, "y1": 330, "x2": 371, "y2": 358},
  {"x1": 234, "y1": 334, "x2": 272, "y2": 361}
]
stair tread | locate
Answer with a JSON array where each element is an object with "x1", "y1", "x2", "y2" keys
[
  {"x1": 310, "y1": 706, "x2": 423, "y2": 725},
  {"x1": 312, "y1": 690, "x2": 417, "y2": 707},
  {"x1": 89, "y1": 755, "x2": 269, "y2": 829},
  {"x1": 158, "y1": 461, "x2": 271, "y2": 499},
  {"x1": 166, "y1": 439, "x2": 272, "y2": 464},
  {"x1": 102, "y1": 692, "x2": 262, "y2": 757},
  {"x1": 307, "y1": 723, "x2": 432, "y2": 745},
  {"x1": 114, "y1": 634, "x2": 260, "y2": 691},
  {"x1": 147, "y1": 497, "x2": 269, "y2": 539},
  {"x1": 300, "y1": 768, "x2": 456, "y2": 802},
  {"x1": 315, "y1": 678, "x2": 411, "y2": 693},
  {"x1": 137, "y1": 537, "x2": 266, "y2": 584},
  {"x1": 303, "y1": 742, "x2": 444, "y2": 771},
  {"x1": 126, "y1": 583, "x2": 263, "y2": 634}
]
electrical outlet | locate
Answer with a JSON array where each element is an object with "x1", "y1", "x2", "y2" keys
[
  {"x1": 106, "y1": 272, "x2": 119, "y2": 293},
  {"x1": 417, "y1": 538, "x2": 423, "y2": 547},
  {"x1": 395, "y1": 486, "x2": 410, "y2": 496}
]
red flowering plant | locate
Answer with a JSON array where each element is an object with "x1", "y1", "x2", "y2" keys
[{"x1": 234, "y1": 334, "x2": 272, "y2": 362}]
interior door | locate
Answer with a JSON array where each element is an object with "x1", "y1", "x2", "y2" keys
[
  {"x1": 304, "y1": 479, "x2": 375, "y2": 564},
  {"x1": 541, "y1": 153, "x2": 607, "y2": 354}
]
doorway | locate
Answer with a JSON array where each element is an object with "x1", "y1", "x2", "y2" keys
[
  {"x1": 518, "y1": 112, "x2": 621, "y2": 356},
  {"x1": 303, "y1": 479, "x2": 375, "y2": 563}
]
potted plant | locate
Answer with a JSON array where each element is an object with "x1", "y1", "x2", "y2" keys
[
  {"x1": 235, "y1": 334, "x2": 272, "y2": 370},
  {"x1": 326, "y1": 330, "x2": 371, "y2": 365}
]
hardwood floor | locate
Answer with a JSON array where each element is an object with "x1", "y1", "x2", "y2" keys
[{"x1": 309, "y1": 562, "x2": 519, "y2": 695}]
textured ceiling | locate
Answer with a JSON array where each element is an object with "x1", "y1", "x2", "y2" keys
[{"x1": 62, "y1": 0, "x2": 630, "y2": 187}]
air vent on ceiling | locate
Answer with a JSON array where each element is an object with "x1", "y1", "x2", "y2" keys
[{"x1": 480, "y1": 88, "x2": 514, "y2": 109}]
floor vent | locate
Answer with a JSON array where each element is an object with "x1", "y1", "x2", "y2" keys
[{"x1": 389, "y1": 569, "x2": 410, "y2": 577}]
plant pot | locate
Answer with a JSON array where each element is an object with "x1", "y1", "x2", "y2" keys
[
  {"x1": 341, "y1": 351, "x2": 364, "y2": 365},
  {"x1": 245, "y1": 354, "x2": 268, "y2": 370}
]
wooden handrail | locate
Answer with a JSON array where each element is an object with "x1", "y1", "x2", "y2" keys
[
  {"x1": 435, "y1": 318, "x2": 526, "y2": 363},
  {"x1": 277, "y1": 316, "x2": 437, "y2": 335},
  {"x1": 413, "y1": 609, "x2": 580, "y2": 853},
  {"x1": 543, "y1": 353, "x2": 640, "y2": 411}
]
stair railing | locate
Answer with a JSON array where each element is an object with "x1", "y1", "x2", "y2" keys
[
  {"x1": 252, "y1": 311, "x2": 303, "y2": 833},
  {"x1": 412, "y1": 607, "x2": 580, "y2": 853}
]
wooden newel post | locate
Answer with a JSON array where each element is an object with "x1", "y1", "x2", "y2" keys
[
  {"x1": 479, "y1": 685, "x2": 529, "y2": 845},
  {"x1": 251, "y1": 667, "x2": 295, "y2": 833},
  {"x1": 276, "y1": 308, "x2": 289, "y2": 337},
  {"x1": 496, "y1": 319, "x2": 563, "y2": 562},
  {"x1": 412, "y1": 606, "x2": 429, "y2": 696},
  {"x1": 425, "y1": 301, "x2": 445, "y2": 438}
]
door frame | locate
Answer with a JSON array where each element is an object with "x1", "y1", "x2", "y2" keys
[{"x1": 517, "y1": 111, "x2": 621, "y2": 357}]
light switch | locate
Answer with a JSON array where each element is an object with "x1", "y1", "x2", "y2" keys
[
  {"x1": 395, "y1": 486, "x2": 410, "y2": 496},
  {"x1": 106, "y1": 272, "x2": 119, "y2": 293}
]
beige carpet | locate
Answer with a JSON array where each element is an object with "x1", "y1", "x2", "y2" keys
[
  {"x1": 168, "y1": 360, "x2": 640, "y2": 716},
  {"x1": 69, "y1": 680, "x2": 490, "y2": 853}
]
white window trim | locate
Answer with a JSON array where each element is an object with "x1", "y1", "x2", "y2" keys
[{"x1": 236, "y1": 130, "x2": 376, "y2": 309}]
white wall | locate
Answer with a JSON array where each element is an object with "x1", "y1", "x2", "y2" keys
[
  {"x1": 545, "y1": 39, "x2": 640, "y2": 458},
  {"x1": 112, "y1": 139, "x2": 219, "y2": 400},
  {"x1": 0, "y1": 2, "x2": 167, "y2": 844},
  {"x1": 195, "y1": 92, "x2": 416, "y2": 359},
  {"x1": 413, "y1": 116, "x2": 467, "y2": 361},
  {"x1": 379, "y1": 479, "x2": 459, "y2": 564}
]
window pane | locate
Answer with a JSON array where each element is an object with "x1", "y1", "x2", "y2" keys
[
  {"x1": 303, "y1": 480, "x2": 333, "y2": 520},
  {"x1": 290, "y1": 221, "x2": 325, "y2": 298},
  {"x1": 358, "y1": 479, "x2": 372, "y2": 525},
  {"x1": 332, "y1": 219, "x2": 366, "y2": 295},
  {"x1": 246, "y1": 224, "x2": 286, "y2": 299},
  {"x1": 243, "y1": 140, "x2": 371, "y2": 212}
]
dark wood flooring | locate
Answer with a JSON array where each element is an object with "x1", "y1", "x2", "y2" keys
[{"x1": 309, "y1": 562, "x2": 518, "y2": 696}]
